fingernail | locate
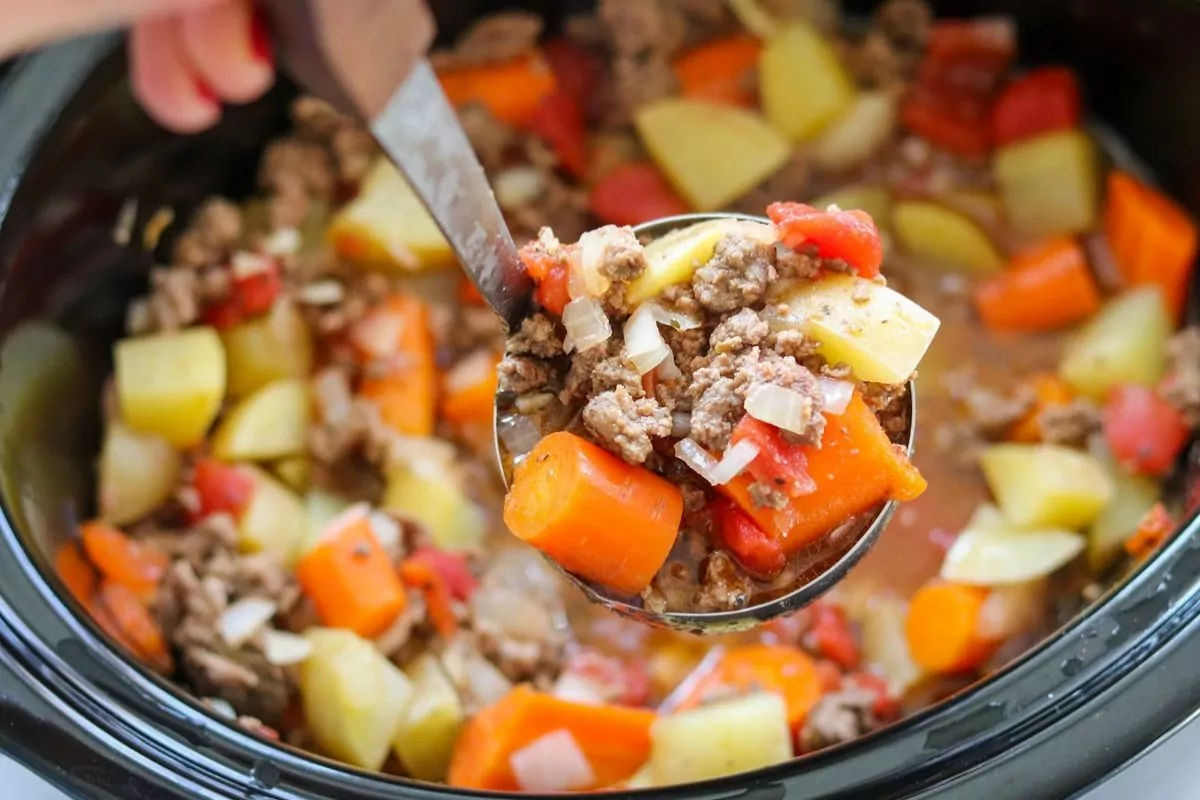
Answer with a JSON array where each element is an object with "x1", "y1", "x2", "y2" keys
[
  {"x1": 195, "y1": 77, "x2": 220, "y2": 106},
  {"x1": 250, "y1": 8, "x2": 274, "y2": 67}
]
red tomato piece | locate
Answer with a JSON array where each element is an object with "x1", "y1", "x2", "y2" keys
[
  {"x1": 517, "y1": 239, "x2": 570, "y2": 316},
  {"x1": 767, "y1": 202, "x2": 884, "y2": 278},
  {"x1": 847, "y1": 671, "x2": 901, "y2": 719},
  {"x1": 730, "y1": 415, "x2": 817, "y2": 497},
  {"x1": 1124, "y1": 502, "x2": 1175, "y2": 560},
  {"x1": 900, "y1": 89, "x2": 993, "y2": 159},
  {"x1": 807, "y1": 602, "x2": 860, "y2": 669},
  {"x1": 561, "y1": 650, "x2": 651, "y2": 707},
  {"x1": 202, "y1": 257, "x2": 283, "y2": 329},
  {"x1": 528, "y1": 88, "x2": 588, "y2": 178},
  {"x1": 711, "y1": 498, "x2": 787, "y2": 579},
  {"x1": 192, "y1": 458, "x2": 255, "y2": 520},
  {"x1": 406, "y1": 546, "x2": 478, "y2": 602},
  {"x1": 1102, "y1": 384, "x2": 1190, "y2": 476},
  {"x1": 588, "y1": 162, "x2": 689, "y2": 228},
  {"x1": 990, "y1": 67, "x2": 1082, "y2": 147},
  {"x1": 542, "y1": 38, "x2": 603, "y2": 111}
]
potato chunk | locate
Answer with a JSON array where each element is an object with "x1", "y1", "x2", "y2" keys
[
  {"x1": 1088, "y1": 448, "x2": 1160, "y2": 570},
  {"x1": 811, "y1": 92, "x2": 896, "y2": 171},
  {"x1": 994, "y1": 129, "x2": 1099, "y2": 239},
  {"x1": 892, "y1": 201, "x2": 1003, "y2": 274},
  {"x1": 382, "y1": 467, "x2": 486, "y2": 551},
  {"x1": 213, "y1": 379, "x2": 310, "y2": 462},
  {"x1": 625, "y1": 219, "x2": 764, "y2": 306},
  {"x1": 221, "y1": 299, "x2": 313, "y2": 398},
  {"x1": 649, "y1": 693, "x2": 791, "y2": 785},
  {"x1": 393, "y1": 653, "x2": 466, "y2": 782},
  {"x1": 940, "y1": 503, "x2": 1085, "y2": 585},
  {"x1": 115, "y1": 326, "x2": 225, "y2": 447},
  {"x1": 97, "y1": 419, "x2": 183, "y2": 526},
  {"x1": 759, "y1": 21, "x2": 855, "y2": 141},
  {"x1": 980, "y1": 444, "x2": 1114, "y2": 530},
  {"x1": 301, "y1": 628, "x2": 413, "y2": 771},
  {"x1": 1059, "y1": 287, "x2": 1171, "y2": 400},
  {"x1": 776, "y1": 274, "x2": 940, "y2": 383},
  {"x1": 239, "y1": 466, "x2": 307, "y2": 565}
]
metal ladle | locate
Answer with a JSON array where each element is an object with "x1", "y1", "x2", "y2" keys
[{"x1": 263, "y1": 2, "x2": 917, "y2": 634}]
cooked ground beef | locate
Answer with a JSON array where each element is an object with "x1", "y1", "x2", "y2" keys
[
  {"x1": 862, "y1": 381, "x2": 910, "y2": 436},
  {"x1": 800, "y1": 688, "x2": 881, "y2": 752},
  {"x1": 710, "y1": 309, "x2": 770, "y2": 354},
  {"x1": 692, "y1": 234, "x2": 778, "y2": 313},
  {"x1": 1163, "y1": 326, "x2": 1200, "y2": 427},
  {"x1": 459, "y1": 103, "x2": 515, "y2": 172},
  {"x1": 1039, "y1": 399, "x2": 1101, "y2": 447},
  {"x1": 774, "y1": 244, "x2": 824, "y2": 280},
  {"x1": 945, "y1": 369, "x2": 1034, "y2": 439},
  {"x1": 498, "y1": 355, "x2": 554, "y2": 395},
  {"x1": 692, "y1": 550, "x2": 754, "y2": 611},
  {"x1": 171, "y1": 198, "x2": 243, "y2": 269},
  {"x1": 559, "y1": 339, "x2": 644, "y2": 404},
  {"x1": 507, "y1": 313, "x2": 563, "y2": 358},
  {"x1": 749, "y1": 481, "x2": 790, "y2": 509},
  {"x1": 433, "y1": 11, "x2": 543, "y2": 68},
  {"x1": 582, "y1": 386, "x2": 674, "y2": 464}
]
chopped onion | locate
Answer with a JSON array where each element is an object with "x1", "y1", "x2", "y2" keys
[
  {"x1": 817, "y1": 377, "x2": 855, "y2": 415},
  {"x1": 230, "y1": 250, "x2": 273, "y2": 279},
  {"x1": 263, "y1": 227, "x2": 301, "y2": 256},
  {"x1": 552, "y1": 672, "x2": 607, "y2": 706},
  {"x1": 498, "y1": 414, "x2": 541, "y2": 462},
  {"x1": 709, "y1": 440, "x2": 760, "y2": 485},
  {"x1": 218, "y1": 597, "x2": 277, "y2": 648},
  {"x1": 975, "y1": 582, "x2": 1046, "y2": 641},
  {"x1": 494, "y1": 166, "x2": 545, "y2": 210},
  {"x1": 349, "y1": 309, "x2": 404, "y2": 359},
  {"x1": 575, "y1": 229, "x2": 613, "y2": 298},
  {"x1": 514, "y1": 392, "x2": 555, "y2": 415},
  {"x1": 561, "y1": 296, "x2": 611, "y2": 353},
  {"x1": 745, "y1": 383, "x2": 819, "y2": 436},
  {"x1": 297, "y1": 279, "x2": 345, "y2": 305},
  {"x1": 674, "y1": 438, "x2": 720, "y2": 485},
  {"x1": 446, "y1": 350, "x2": 497, "y2": 394},
  {"x1": 261, "y1": 629, "x2": 313, "y2": 666},
  {"x1": 647, "y1": 302, "x2": 701, "y2": 331},
  {"x1": 623, "y1": 304, "x2": 671, "y2": 375},
  {"x1": 471, "y1": 584, "x2": 556, "y2": 642},
  {"x1": 368, "y1": 511, "x2": 401, "y2": 552},
  {"x1": 511, "y1": 729, "x2": 596, "y2": 793},
  {"x1": 671, "y1": 411, "x2": 692, "y2": 438},
  {"x1": 656, "y1": 351, "x2": 683, "y2": 381},
  {"x1": 442, "y1": 640, "x2": 513, "y2": 707}
]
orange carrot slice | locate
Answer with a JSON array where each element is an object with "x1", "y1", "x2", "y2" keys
[
  {"x1": 80, "y1": 521, "x2": 167, "y2": 602},
  {"x1": 973, "y1": 237, "x2": 1101, "y2": 332},
  {"x1": 673, "y1": 35, "x2": 762, "y2": 107},
  {"x1": 905, "y1": 581, "x2": 995, "y2": 673},
  {"x1": 96, "y1": 579, "x2": 172, "y2": 672},
  {"x1": 1008, "y1": 373, "x2": 1074, "y2": 443},
  {"x1": 438, "y1": 54, "x2": 558, "y2": 128},
  {"x1": 441, "y1": 352, "x2": 499, "y2": 427},
  {"x1": 357, "y1": 292, "x2": 437, "y2": 437},
  {"x1": 54, "y1": 541, "x2": 97, "y2": 606},
  {"x1": 672, "y1": 644, "x2": 824, "y2": 730}
]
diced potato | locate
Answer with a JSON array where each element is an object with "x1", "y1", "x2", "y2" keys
[
  {"x1": 810, "y1": 185, "x2": 892, "y2": 229},
  {"x1": 980, "y1": 444, "x2": 1114, "y2": 530},
  {"x1": 98, "y1": 419, "x2": 183, "y2": 526},
  {"x1": 1059, "y1": 287, "x2": 1171, "y2": 400},
  {"x1": 759, "y1": 21, "x2": 855, "y2": 142},
  {"x1": 777, "y1": 274, "x2": 941, "y2": 383},
  {"x1": 812, "y1": 92, "x2": 897, "y2": 171},
  {"x1": 212, "y1": 379, "x2": 310, "y2": 462},
  {"x1": 382, "y1": 467, "x2": 486, "y2": 551},
  {"x1": 634, "y1": 99, "x2": 791, "y2": 211},
  {"x1": 239, "y1": 467, "x2": 307, "y2": 565},
  {"x1": 892, "y1": 201, "x2": 1003, "y2": 274},
  {"x1": 221, "y1": 299, "x2": 313, "y2": 397},
  {"x1": 941, "y1": 503, "x2": 1086, "y2": 585},
  {"x1": 115, "y1": 326, "x2": 226, "y2": 447},
  {"x1": 649, "y1": 693, "x2": 791, "y2": 785},
  {"x1": 303, "y1": 489, "x2": 351, "y2": 553},
  {"x1": 627, "y1": 219, "x2": 737, "y2": 305},
  {"x1": 861, "y1": 596, "x2": 926, "y2": 696},
  {"x1": 328, "y1": 158, "x2": 454, "y2": 273},
  {"x1": 273, "y1": 456, "x2": 310, "y2": 492},
  {"x1": 623, "y1": 764, "x2": 655, "y2": 790},
  {"x1": 994, "y1": 129, "x2": 1099, "y2": 239},
  {"x1": 1088, "y1": 449, "x2": 1161, "y2": 570},
  {"x1": 393, "y1": 653, "x2": 466, "y2": 782},
  {"x1": 302, "y1": 628, "x2": 414, "y2": 771}
]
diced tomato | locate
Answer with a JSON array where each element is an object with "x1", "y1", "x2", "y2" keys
[
  {"x1": 730, "y1": 416, "x2": 817, "y2": 497},
  {"x1": 588, "y1": 162, "x2": 689, "y2": 228},
  {"x1": 807, "y1": 602, "x2": 860, "y2": 669},
  {"x1": 518, "y1": 240, "x2": 570, "y2": 316},
  {"x1": 191, "y1": 458, "x2": 255, "y2": 520},
  {"x1": 990, "y1": 67, "x2": 1082, "y2": 147},
  {"x1": 900, "y1": 91, "x2": 992, "y2": 159},
  {"x1": 1124, "y1": 502, "x2": 1175, "y2": 560},
  {"x1": 202, "y1": 257, "x2": 283, "y2": 329},
  {"x1": 847, "y1": 671, "x2": 901, "y2": 719},
  {"x1": 406, "y1": 546, "x2": 478, "y2": 602},
  {"x1": 529, "y1": 88, "x2": 588, "y2": 178},
  {"x1": 1102, "y1": 384, "x2": 1190, "y2": 476},
  {"x1": 814, "y1": 659, "x2": 843, "y2": 692},
  {"x1": 924, "y1": 18, "x2": 1016, "y2": 77},
  {"x1": 767, "y1": 202, "x2": 884, "y2": 278},
  {"x1": 542, "y1": 37, "x2": 603, "y2": 112},
  {"x1": 711, "y1": 498, "x2": 787, "y2": 579},
  {"x1": 561, "y1": 649, "x2": 651, "y2": 707}
]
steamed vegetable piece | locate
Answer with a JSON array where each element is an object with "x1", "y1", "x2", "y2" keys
[
  {"x1": 212, "y1": 379, "x2": 310, "y2": 461},
  {"x1": 672, "y1": 34, "x2": 762, "y2": 107},
  {"x1": 301, "y1": 627, "x2": 414, "y2": 771},
  {"x1": 383, "y1": 467, "x2": 486, "y2": 552},
  {"x1": 812, "y1": 91, "x2": 897, "y2": 171},
  {"x1": 633, "y1": 99, "x2": 791, "y2": 211},
  {"x1": 905, "y1": 581, "x2": 996, "y2": 673},
  {"x1": 238, "y1": 466, "x2": 308, "y2": 565},
  {"x1": 220, "y1": 299, "x2": 313, "y2": 397},
  {"x1": 861, "y1": 597, "x2": 927, "y2": 695},
  {"x1": 1058, "y1": 287, "x2": 1171, "y2": 400},
  {"x1": 588, "y1": 162, "x2": 690, "y2": 227},
  {"x1": 392, "y1": 653, "x2": 466, "y2": 782},
  {"x1": 356, "y1": 292, "x2": 437, "y2": 436},
  {"x1": 775, "y1": 274, "x2": 941, "y2": 384},
  {"x1": 990, "y1": 67, "x2": 1081, "y2": 147},
  {"x1": 625, "y1": 218, "x2": 768, "y2": 306},
  {"x1": 1089, "y1": 453, "x2": 1160, "y2": 570},
  {"x1": 649, "y1": 693, "x2": 792, "y2": 785},
  {"x1": 768, "y1": 202, "x2": 884, "y2": 277},
  {"x1": 892, "y1": 201, "x2": 1003, "y2": 274},
  {"x1": 940, "y1": 504, "x2": 1085, "y2": 585},
  {"x1": 328, "y1": 159, "x2": 454, "y2": 272},
  {"x1": 504, "y1": 432, "x2": 684, "y2": 595},
  {"x1": 994, "y1": 129, "x2": 1099, "y2": 238},
  {"x1": 1102, "y1": 384, "x2": 1190, "y2": 476},
  {"x1": 114, "y1": 326, "x2": 226, "y2": 447},
  {"x1": 273, "y1": 456, "x2": 310, "y2": 491},
  {"x1": 98, "y1": 420, "x2": 182, "y2": 526},
  {"x1": 437, "y1": 53, "x2": 556, "y2": 127},
  {"x1": 671, "y1": 644, "x2": 823, "y2": 730},
  {"x1": 80, "y1": 520, "x2": 168, "y2": 599},
  {"x1": 448, "y1": 685, "x2": 655, "y2": 790},
  {"x1": 973, "y1": 237, "x2": 1101, "y2": 332},
  {"x1": 980, "y1": 444, "x2": 1113, "y2": 529},
  {"x1": 758, "y1": 21, "x2": 855, "y2": 141}
]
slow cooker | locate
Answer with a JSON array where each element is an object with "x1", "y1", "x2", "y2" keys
[{"x1": 2, "y1": 1, "x2": 1200, "y2": 798}]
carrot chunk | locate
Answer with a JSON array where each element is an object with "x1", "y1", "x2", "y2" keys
[
  {"x1": 399, "y1": 557, "x2": 458, "y2": 639},
  {"x1": 440, "y1": 352, "x2": 499, "y2": 427},
  {"x1": 671, "y1": 644, "x2": 824, "y2": 730},
  {"x1": 80, "y1": 521, "x2": 168, "y2": 602},
  {"x1": 357, "y1": 292, "x2": 437, "y2": 437},
  {"x1": 96, "y1": 579, "x2": 172, "y2": 672},
  {"x1": 438, "y1": 54, "x2": 557, "y2": 128},
  {"x1": 503, "y1": 431, "x2": 683, "y2": 595},
  {"x1": 54, "y1": 541, "x2": 97, "y2": 606},
  {"x1": 905, "y1": 581, "x2": 996, "y2": 673},
  {"x1": 973, "y1": 237, "x2": 1101, "y2": 332},
  {"x1": 447, "y1": 685, "x2": 655, "y2": 791},
  {"x1": 673, "y1": 34, "x2": 762, "y2": 107}
]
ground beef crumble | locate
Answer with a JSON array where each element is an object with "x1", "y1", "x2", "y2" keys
[
  {"x1": 692, "y1": 234, "x2": 778, "y2": 313},
  {"x1": 1163, "y1": 326, "x2": 1200, "y2": 427},
  {"x1": 582, "y1": 386, "x2": 673, "y2": 464},
  {"x1": 800, "y1": 688, "x2": 881, "y2": 752},
  {"x1": 1038, "y1": 399, "x2": 1101, "y2": 447}
]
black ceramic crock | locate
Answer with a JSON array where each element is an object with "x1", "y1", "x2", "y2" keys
[{"x1": 2, "y1": 1, "x2": 1200, "y2": 798}]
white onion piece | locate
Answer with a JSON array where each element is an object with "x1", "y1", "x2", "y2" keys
[
  {"x1": 656, "y1": 351, "x2": 683, "y2": 381},
  {"x1": 709, "y1": 440, "x2": 760, "y2": 485},
  {"x1": 671, "y1": 411, "x2": 692, "y2": 438},
  {"x1": 230, "y1": 250, "x2": 273, "y2": 278},
  {"x1": 674, "y1": 438, "x2": 719, "y2": 485},
  {"x1": 551, "y1": 672, "x2": 607, "y2": 706},
  {"x1": 576, "y1": 229, "x2": 613, "y2": 298},
  {"x1": 623, "y1": 304, "x2": 671, "y2": 375},
  {"x1": 218, "y1": 598, "x2": 277, "y2": 648},
  {"x1": 494, "y1": 166, "x2": 546, "y2": 210},
  {"x1": 263, "y1": 227, "x2": 301, "y2": 256},
  {"x1": 349, "y1": 309, "x2": 404, "y2": 359},
  {"x1": 498, "y1": 414, "x2": 541, "y2": 462},
  {"x1": 261, "y1": 629, "x2": 314, "y2": 666},
  {"x1": 368, "y1": 511, "x2": 401, "y2": 552},
  {"x1": 471, "y1": 585, "x2": 556, "y2": 642},
  {"x1": 446, "y1": 350, "x2": 497, "y2": 394},
  {"x1": 647, "y1": 302, "x2": 701, "y2": 330},
  {"x1": 744, "y1": 383, "x2": 819, "y2": 436},
  {"x1": 817, "y1": 377, "x2": 855, "y2": 415},
  {"x1": 511, "y1": 729, "x2": 597, "y2": 793},
  {"x1": 561, "y1": 297, "x2": 611, "y2": 353},
  {"x1": 441, "y1": 642, "x2": 514, "y2": 707}
]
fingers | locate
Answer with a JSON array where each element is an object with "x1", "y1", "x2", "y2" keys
[
  {"x1": 178, "y1": 0, "x2": 273, "y2": 104},
  {"x1": 0, "y1": 0, "x2": 223, "y2": 59},
  {"x1": 128, "y1": 15, "x2": 220, "y2": 134}
]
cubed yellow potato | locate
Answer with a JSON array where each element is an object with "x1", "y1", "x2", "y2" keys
[
  {"x1": 115, "y1": 326, "x2": 226, "y2": 447},
  {"x1": 776, "y1": 274, "x2": 941, "y2": 383},
  {"x1": 892, "y1": 201, "x2": 1003, "y2": 274},
  {"x1": 649, "y1": 693, "x2": 791, "y2": 785},
  {"x1": 221, "y1": 299, "x2": 313, "y2": 398},
  {"x1": 860, "y1": 596, "x2": 926, "y2": 696},
  {"x1": 97, "y1": 419, "x2": 183, "y2": 526},
  {"x1": 239, "y1": 466, "x2": 307, "y2": 565},
  {"x1": 1059, "y1": 287, "x2": 1171, "y2": 400},
  {"x1": 626, "y1": 219, "x2": 739, "y2": 306},
  {"x1": 994, "y1": 129, "x2": 1099, "y2": 239},
  {"x1": 212, "y1": 379, "x2": 310, "y2": 462},
  {"x1": 810, "y1": 185, "x2": 893, "y2": 229},
  {"x1": 301, "y1": 628, "x2": 414, "y2": 771},
  {"x1": 940, "y1": 503, "x2": 1085, "y2": 585},
  {"x1": 1088, "y1": 453, "x2": 1160, "y2": 570},
  {"x1": 382, "y1": 467, "x2": 486, "y2": 551},
  {"x1": 980, "y1": 445, "x2": 1114, "y2": 530},
  {"x1": 272, "y1": 456, "x2": 310, "y2": 492},
  {"x1": 393, "y1": 653, "x2": 465, "y2": 782},
  {"x1": 759, "y1": 21, "x2": 855, "y2": 142},
  {"x1": 634, "y1": 99, "x2": 791, "y2": 211},
  {"x1": 328, "y1": 159, "x2": 453, "y2": 272},
  {"x1": 812, "y1": 92, "x2": 897, "y2": 171}
]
